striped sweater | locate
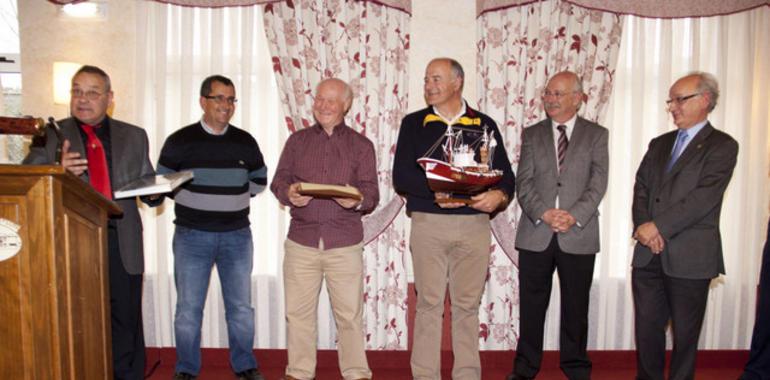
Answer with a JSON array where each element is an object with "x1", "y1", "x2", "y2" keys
[{"x1": 157, "y1": 122, "x2": 267, "y2": 232}]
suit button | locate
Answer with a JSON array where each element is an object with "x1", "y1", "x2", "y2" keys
[
  {"x1": 557, "y1": 182, "x2": 562, "y2": 187},
  {"x1": 655, "y1": 198, "x2": 660, "y2": 202}
]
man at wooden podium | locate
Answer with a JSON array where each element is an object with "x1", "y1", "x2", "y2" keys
[{"x1": 23, "y1": 65, "x2": 159, "y2": 380}]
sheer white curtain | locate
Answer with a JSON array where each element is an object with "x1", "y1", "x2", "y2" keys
[
  {"x1": 477, "y1": 3, "x2": 770, "y2": 351},
  {"x1": 134, "y1": 2, "x2": 289, "y2": 348},
  {"x1": 476, "y1": 0, "x2": 624, "y2": 349},
  {"x1": 597, "y1": 7, "x2": 770, "y2": 349}
]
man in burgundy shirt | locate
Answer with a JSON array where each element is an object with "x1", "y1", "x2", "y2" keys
[{"x1": 270, "y1": 78, "x2": 378, "y2": 380}]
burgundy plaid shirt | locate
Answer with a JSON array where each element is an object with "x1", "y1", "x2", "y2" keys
[{"x1": 271, "y1": 123, "x2": 379, "y2": 249}]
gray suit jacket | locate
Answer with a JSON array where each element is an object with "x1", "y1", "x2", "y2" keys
[
  {"x1": 23, "y1": 117, "x2": 156, "y2": 275},
  {"x1": 515, "y1": 116, "x2": 609, "y2": 254},
  {"x1": 632, "y1": 123, "x2": 738, "y2": 279}
]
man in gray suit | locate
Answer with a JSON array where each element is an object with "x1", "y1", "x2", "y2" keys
[
  {"x1": 24, "y1": 65, "x2": 159, "y2": 380},
  {"x1": 632, "y1": 72, "x2": 738, "y2": 380},
  {"x1": 507, "y1": 71, "x2": 608, "y2": 380}
]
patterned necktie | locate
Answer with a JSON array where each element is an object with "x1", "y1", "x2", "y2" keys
[
  {"x1": 665, "y1": 130, "x2": 689, "y2": 172},
  {"x1": 81, "y1": 124, "x2": 112, "y2": 199},
  {"x1": 557, "y1": 124, "x2": 568, "y2": 173}
]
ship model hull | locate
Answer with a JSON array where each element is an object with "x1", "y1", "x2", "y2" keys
[{"x1": 417, "y1": 157, "x2": 502, "y2": 194}]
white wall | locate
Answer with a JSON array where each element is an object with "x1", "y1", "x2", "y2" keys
[
  {"x1": 18, "y1": 0, "x2": 477, "y2": 121},
  {"x1": 19, "y1": 0, "x2": 138, "y2": 123},
  {"x1": 407, "y1": 0, "x2": 477, "y2": 112}
]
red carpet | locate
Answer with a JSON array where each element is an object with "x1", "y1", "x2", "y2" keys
[{"x1": 145, "y1": 348, "x2": 747, "y2": 379}]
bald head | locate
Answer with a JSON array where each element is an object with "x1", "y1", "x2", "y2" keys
[
  {"x1": 543, "y1": 71, "x2": 583, "y2": 123},
  {"x1": 551, "y1": 71, "x2": 582, "y2": 93},
  {"x1": 668, "y1": 72, "x2": 717, "y2": 129},
  {"x1": 317, "y1": 78, "x2": 353, "y2": 106},
  {"x1": 424, "y1": 58, "x2": 465, "y2": 114},
  {"x1": 313, "y1": 78, "x2": 353, "y2": 133}
]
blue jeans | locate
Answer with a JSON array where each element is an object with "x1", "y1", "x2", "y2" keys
[{"x1": 173, "y1": 226, "x2": 258, "y2": 375}]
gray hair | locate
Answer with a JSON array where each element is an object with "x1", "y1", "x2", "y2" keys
[
  {"x1": 74, "y1": 65, "x2": 112, "y2": 92},
  {"x1": 573, "y1": 75, "x2": 584, "y2": 94},
  {"x1": 316, "y1": 78, "x2": 353, "y2": 111},
  {"x1": 447, "y1": 58, "x2": 465, "y2": 83},
  {"x1": 431, "y1": 57, "x2": 465, "y2": 90},
  {"x1": 690, "y1": 71, "x2": 719, "y2": 112}
]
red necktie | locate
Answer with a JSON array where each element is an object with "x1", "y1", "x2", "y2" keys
[{"x1": 81, "y1": 124, "x2": 112, "y2": 200}]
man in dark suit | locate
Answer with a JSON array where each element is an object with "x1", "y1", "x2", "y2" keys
[
  {"x1": 631, "y1": 72, "x2": 738, "y2": 380},
  {"x1": 24, "y1": 65, "x2": 159, "y2": 380},
  {"x1": 507, "y1": 71, "x2": 608, "y2": 380}
]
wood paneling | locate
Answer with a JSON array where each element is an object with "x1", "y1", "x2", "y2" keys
[{"x1": 0, "y1": 165, "x2": 120, "y2": 379}]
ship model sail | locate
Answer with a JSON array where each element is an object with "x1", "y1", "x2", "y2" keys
[{"x1": 417, "y1": 122, "x2": 503, "y2": 195}]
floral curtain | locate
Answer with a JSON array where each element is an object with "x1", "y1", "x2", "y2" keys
[
  {"x1": 263, "y1": 0, "x2": 411, "y2": 350},
  {"x1": 476, "y1": 0, "x2": 623, "y2": 349}
]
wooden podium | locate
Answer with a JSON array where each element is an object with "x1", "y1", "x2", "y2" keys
[{"x1": 0, "y1": 165, "x2": 121, "y2": 379}]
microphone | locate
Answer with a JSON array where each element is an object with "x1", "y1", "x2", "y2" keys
[{"x1": 47, "y1": 117, "x2": 66, "y2": 165}]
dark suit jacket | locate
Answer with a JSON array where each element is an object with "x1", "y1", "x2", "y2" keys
[
  {"x1": 23, "y1": 117, "x2": 157, "y2": 275},
  {"x1": 632, "y1": 123, "x2": 738, "y2": 279},
  {"x1": 515, "y1": 116, "x2": 609, "y2": 254}
]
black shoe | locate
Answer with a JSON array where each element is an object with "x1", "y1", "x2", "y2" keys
[
  {"x1": 506, "y1": 373, "x2": 533, "y2": 380},
  {"x1": 236, "y1": 368, "x2": 265, "y2": 380},
  {"x1": 172, "y1": 372, "x2": 197, "y2": 380}
]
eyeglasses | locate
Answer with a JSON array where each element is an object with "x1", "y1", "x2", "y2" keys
[
  {"x1": 70, "y1": 89, "x2": 104, "y2": 101},
  {"x1": 666, "y1": 93, "x2": 700, "y2": 107},
  {"x1": 542, "y1": 90, "x2": 578, "y2": 99},
  {"x1": 204, "y1": 95, "x2": 238, "y2": 105}
]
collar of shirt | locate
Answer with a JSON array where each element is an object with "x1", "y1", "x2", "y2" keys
[
  {"x1": 550, "y1": 114, "x2": 577, "y2": 141},
  {"x1": 311, "y1": 122, "x2": 349, "y2": 137},
  {"x1": 680, "y1": 119, "x2": 708, "y2": 140},
  {"x1": 76, "y1": 116, "x2": 111, "y2": 140},
  {"x1": 200, "y1": 118, "x2": 229, "y2": 135},
  {"x1": 674, "y1": 119, "x2": 708, "y2": 153},
  {"x1": 432, "y1": 100, "x2": 468, "y2": 125}
]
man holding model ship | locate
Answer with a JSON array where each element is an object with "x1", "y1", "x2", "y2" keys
[{"x1": 271, "y1": 77, "x2": 379, "y2": 380}]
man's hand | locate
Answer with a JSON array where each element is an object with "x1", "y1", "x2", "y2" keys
[
  {"x1": 552, "y1": 211, "x2": 576, "y2": 233},
  {"x1": 542, "y1": 208, "x2": 575, "y2": 232},
  {"x1": 61, "y1": 139, "x2": 88, "y2": 176},
  {"x1": 469, "y1": 189, "x2": 507, "y2": 213},
  {"x1": 435, "y1": 192, "x2": 465, "y2": 209},
  {"x1": 334, "y1": 197, "x2": 361, "y2": 209},
  {"x1": 647, "y1": 234, "x2": 665, "y2": 254},
  {"x1": 634, "y1": 221, "x2": 665, "y2": 254},
  {"x1": 288, "y1": 183, "x2": 312, "y2": 207}
]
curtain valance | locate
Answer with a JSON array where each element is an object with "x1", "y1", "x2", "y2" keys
[
  {"x1": 477, "y1": 0, "x2": 769, "y2": 18},
  {"x1": 47, "y1": 0, "x2": 411, "y2": 14}
]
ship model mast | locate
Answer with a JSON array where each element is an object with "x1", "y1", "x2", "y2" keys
[{"x1": 417, "y1": 123, "x2": 503, "y2": 195}]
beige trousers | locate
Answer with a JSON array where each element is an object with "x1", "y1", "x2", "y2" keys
[
  {"x1": 283, "y1": 238, "x2": 371, "y2": 380},
  {"x1": 410, "y1": 212, "x2": 491, "y2": 380}
]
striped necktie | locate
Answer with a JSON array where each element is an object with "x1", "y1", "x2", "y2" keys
[
  {"x1": 81, "y1": 124, "x2": 112, "y2": 199},
  {"x1": 557, "y1": 124, "x2": 568, "y2": 173}
]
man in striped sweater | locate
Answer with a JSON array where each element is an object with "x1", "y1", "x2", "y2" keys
[{"x1": 157, "y1": 75, "x2": 267, "y2": 380}]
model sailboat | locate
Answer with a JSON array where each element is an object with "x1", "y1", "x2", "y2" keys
[{"x1": 417, "y1": 122, "x2": 503, "y2": 195}]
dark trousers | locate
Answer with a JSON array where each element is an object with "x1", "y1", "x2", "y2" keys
[
  {"x1": 108, "y1": 227, "x2": 145, "y2": 380},
  {"x1": 513, "y1": 235, "x2": 596, "y2": 380},
  {"x1": 632, "y1": 255, "x2": 710, "y2": 380},
  {"x1": 741, "y1": 218, "x2": 770, "y2": 380}
]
